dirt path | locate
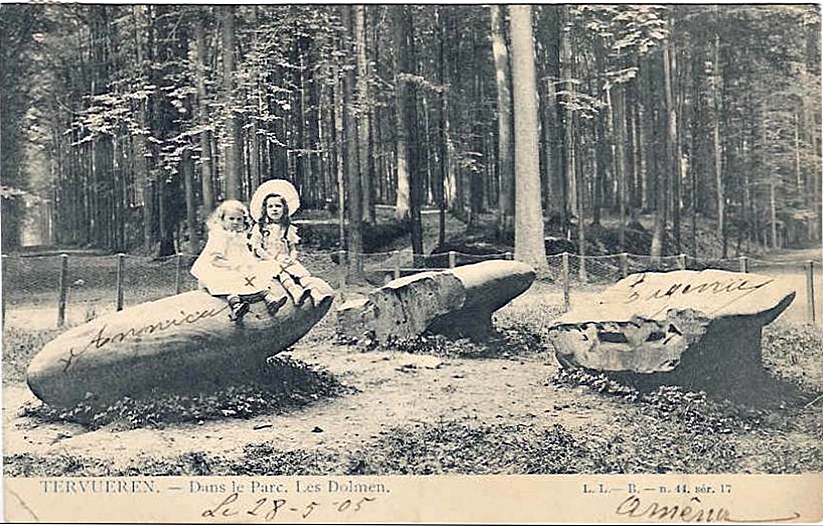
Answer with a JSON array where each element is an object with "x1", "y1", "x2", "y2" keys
[{"x1": 3, "y1": 339, "x2": 622, "y2": 469}]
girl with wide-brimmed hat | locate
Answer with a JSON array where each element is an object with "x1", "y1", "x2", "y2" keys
[{"x1": 248, "y1": 179, "x2": 314, "y2": 308}]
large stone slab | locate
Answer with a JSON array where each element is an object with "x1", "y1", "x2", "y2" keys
[
  {"x1": 337, "y1": 260, "x2": 535, "y2": 343},
  {"x1": 26, "y1": 276, "x2": 334, "y2": 408},
  {"x1": 548, "y1": 270, "x2": 795, "y2": 382}
]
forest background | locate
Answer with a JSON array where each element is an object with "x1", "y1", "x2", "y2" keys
[{"x1": 1, "y1": 4, "x2": 821, "y2": 276}]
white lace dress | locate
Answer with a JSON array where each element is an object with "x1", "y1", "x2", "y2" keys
[
  {"x1": 249, "y1": 224, "x2": 311, "y2": 280},
  {"x1": 190, "y1": 229, "x2": 268, "y2": 296}
]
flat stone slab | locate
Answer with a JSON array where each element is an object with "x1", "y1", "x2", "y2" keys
[
  {"x1": 337, "y1": 260, "x2": 535, "y2": 343},
  {"x1": 548, "y1": 270, "x2": 795, "y2": 380},
  {"x1": 26, "y1": 276, "x2": 335, "y2": 408}
]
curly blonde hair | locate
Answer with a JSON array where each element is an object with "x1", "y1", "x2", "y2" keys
[{"x1": 206, "y1": 200, "x2": 249, "y2": 233}]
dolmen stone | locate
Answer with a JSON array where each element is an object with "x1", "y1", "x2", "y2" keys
[
  {"x1": 26, "y1": 276, "x2": 334, "y2": 408},
  {"x1": 548, "y1": 270, "x2": 795, "y2": 386},
  {"x1": 337, "y1": 260, "x2": 535, "y2": 343}
]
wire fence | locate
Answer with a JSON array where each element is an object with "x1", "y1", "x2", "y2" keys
[{"x1": 2, "y1": 249, "x2": 819, "y2": 329}]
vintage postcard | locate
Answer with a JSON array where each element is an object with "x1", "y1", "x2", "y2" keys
[{"x1": 2, "y1": 3, "x2": 822, "y2": 523}]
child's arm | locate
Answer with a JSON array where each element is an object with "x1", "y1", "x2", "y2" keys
[
  {"x1": 199, "y1": 231, "x2": 228, "y2": 267},
  {"x1": 284, "y1": 226, "x2": 301, "y2": 263},
  {"x1": 248, "y1": 225, "x2": 266, "y2": 259},
  {"x1": 203, "y1": 230, "x2": 238, "y2": 269}
]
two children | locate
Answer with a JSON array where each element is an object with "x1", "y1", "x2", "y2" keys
[{"x1": 191, "y1": 180, "x2": 312, "y2": 322}]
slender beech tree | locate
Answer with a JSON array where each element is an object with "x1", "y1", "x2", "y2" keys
[
  {"x1": 711, "y1": 9, "x2": 726, "y2": 256},
  {"x1": 436, "y1": 6, "x2": 449, "y2": 247},
  {"x1": 663, "y1": 32, "x2": 681, "y2": 254},
  {"x1": 395, "y1": 5, "x2": 424, "y2": 261},
  {"x1": 221, "y1": 6, "x2": 242, "y2": 201},
  {"x1": 193, "y1": 8, "x2": 214, "y2": 215},
  {"x1": 509, "y1": 5, "x2": 547, "y2": 270},
  {"x1": 560, "y1": 9, "x2": 577, "y2": 237},
  {"x1": 341, "y1": 6, "x2": 363, "y2": 277},
  {"x1": 355, "y1": 6, "x2": 375, "y2": 224},
  {"x1": 490, "y1": 5, "x2": 514, "y2": 238}
]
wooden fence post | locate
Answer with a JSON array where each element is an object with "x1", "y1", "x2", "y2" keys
[
  {"x1": 1, "y1": 254, "x2": 7, "y2": 326},
  {"x1": 1, "y1": 254, "x2": 6, "y2": 326},
  {"x1": 504, "y1": 251, "x2": 513, "y2": 261},
  {"x1": 57, "y1": 254, "x2": 68, "y2": 327},
  {"x1": 806, "y1": 260, "x2": 816, "y2": 324},
  {"x1": 678, "y1": 253, "x2": 687, "y2": 270},
  {"x1": 448, "y1": 250, "x2": 456, "y2": 269},
  {"x1": 338, "y1": 250, "x2": 346, "y2": 267},
  {"x1": 116, "y1": 253, "x2": 125, "y2": 311},
  {"x1": 620, "y1": 252, "x2": 628, "y2": 279},
  {"x1": 174, "y1": 253, "x2": 183, "y2": 294},
  {"x1": 562, "y1": 252, "x2": 571, "y2": 313},
  {"x1": 393, "y1": 250, "x2": 401, "y2": 280},
  {"x1": 739, "y1": 256, "x2": 749, "y2": 273}
]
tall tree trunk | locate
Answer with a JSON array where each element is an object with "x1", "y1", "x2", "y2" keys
[
  {"x1": 490, "y1": 5, "x2": 513, "y2": 238},
  {"x1": 193, "y1": 9, "x2": 214, "y2": 215},
  {"x1": 332, "y1": 47, "x2": 346, "y2": 251},
  {"x1": 593, "y1": 36, "x2": 609, "y2": 227},
  {"x1": 560, "y1": 9, "x2": 576, "y2": 237},
  {"x1": 341, "y1": 6, "x2": 363, "y2": 277},
  {"x1": 182, "y1": 148, "x2": 198, "y2": 253},
  {"x1": 762, "y1": 105, "x2": 777, "y2": 250},
  {"x1": 794, "y1": 113, "x2": 803, "y2": 196},
  {"x1": 509, "y1": 5, "x2": 547, "y2": 270},
  {"x1": 158, "y1": 177, "x2": 176, "y2": 257},
  {"x1": 712, "y1": 17, "x2": 726, "y2": 257},
  {"x1": 392, "y1": 7, "x2": 410, "y2": 223},
  {"x1": 637, "y1": 95, "x2": 649, "y2": 212},
  {"x1": 437, "y1": 6, "x2": 449, "y2": 247},
  {"x1": 221, "y1": 6, "x2": 241, "y2": 201},
  {"x1": 131, "y1": 6, "x2": 154, "y2": 250},
  {"x1": 394, "y1": 96, "x2": 410, "y2": 220},
  {"x1": 355, "y1": 6, "x2": 375, "y2": 224},
  {"x1": 650, "y1": 58, "x2": 666, "y2": 260},
  {"x1": 663, "y1": 34, "x2": 682, "y2": 254},
  {"x1": 742, "y1": 136, "x2": 752, "y2": 253},
  {"x1": 543, "y1": 78, "x2": 558, "y2": 217},
  {"x1": 395, "y1": 5, "x2": 424, "y2": 262},
  {"x1": 610, "y1": 85, "x2": 628, "y2": 252}
]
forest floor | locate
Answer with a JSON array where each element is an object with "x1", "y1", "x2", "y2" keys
[
  {"x1": 3, "y1": 284, "x2": 823, "y2": 476},
  {"x1": 3, "y1": 212, "x2": 822, "y2": 476}
]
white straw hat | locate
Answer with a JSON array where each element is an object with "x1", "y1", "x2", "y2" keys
[{"x1": 250, "y1": 179, "x2": 300, "y2": 220}]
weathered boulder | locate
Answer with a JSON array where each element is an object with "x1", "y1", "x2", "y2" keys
[
  {"x1": 337, "y1": 260, "x2": 535, "y2": 343},
  {"x1": 548, "y1": 270, "x2": 795, "y2": 385},
  {"x1": 26, "y1": 276, "x2": 334, "y2": 408}
]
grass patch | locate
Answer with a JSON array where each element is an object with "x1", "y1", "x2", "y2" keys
[
  {"x1": 762, "y1": 322, "x2": 823, "y2": 392},
  {"x1": 347, "y1": 421, "x2": 603, "y2": 475},
  {"x1": 19, "y1": 356, "x2": 354, "y2": 430},
  {"x1": 2, "y1": 327, "x2": 60, "y2": 383}
]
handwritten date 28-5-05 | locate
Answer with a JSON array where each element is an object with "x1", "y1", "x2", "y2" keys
[{"x1": 201, "y1": 492, "x2": 377, "y2": 521}]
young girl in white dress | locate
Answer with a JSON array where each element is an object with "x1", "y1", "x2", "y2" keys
[
  {"x1": 248, "y1": 179, "x2": 313, "y2": 307},
  {"x1": 190, "y1": 200, "x2": 286, "y2": 321}
]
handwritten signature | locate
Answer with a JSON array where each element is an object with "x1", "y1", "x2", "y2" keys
[
  {"x1": 59, "y1": 304, "x2": 228, "y2": 372},
  {"x1": 616, "y1": 495, "x2": 800, "y2": 523},
  {"x1": 624, "y1": 274, "x2": 773, "y2": 305},
  {"x1": 201, "y1": 493, "x2": 376, "y2": 521}
]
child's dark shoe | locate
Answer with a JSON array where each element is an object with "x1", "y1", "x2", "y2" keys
[
  {"x1": 265, "y1": 295, "x2": 288, "y2": 315},
  {"x1": 297, "y1": 287, "x2": 314, "y2": 308},
  {"x1": 229, "y1": 301, "x2": 249, "y2": 322}
]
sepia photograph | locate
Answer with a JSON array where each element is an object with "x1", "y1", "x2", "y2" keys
[{"x1": 1, "y1": 2, "x2": 822, "y2": 522}]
